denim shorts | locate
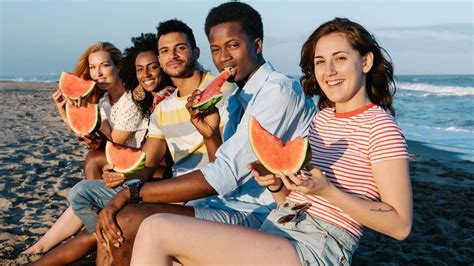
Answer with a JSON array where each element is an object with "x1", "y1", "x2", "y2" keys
[
  {"x1": 259, "y1": 200, "x2": 359, "y2": 265},
  {"x1": 191, "y1": 197, "x2": 262, "y2": 229}
]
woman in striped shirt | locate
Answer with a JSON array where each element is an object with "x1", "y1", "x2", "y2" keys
[{"x1": 130, "y1": 17, "x2": 412, "y2": 265}]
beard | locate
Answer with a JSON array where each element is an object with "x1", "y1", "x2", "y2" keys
[{"x1": 163, "y1": 59, "x2": 197, "y2": 79}]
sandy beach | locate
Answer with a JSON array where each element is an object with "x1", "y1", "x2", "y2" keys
[{"x1": 1, "y1": 81, "x2": 473, "y2": 265}]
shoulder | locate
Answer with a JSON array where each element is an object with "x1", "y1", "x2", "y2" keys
[{"x1": 257, "y1": 73, "x2": 304, "y2": 103}]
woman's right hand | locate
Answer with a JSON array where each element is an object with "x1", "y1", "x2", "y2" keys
[{"x1": 52, "y1": 88, "x2": 69, "y2": 125}]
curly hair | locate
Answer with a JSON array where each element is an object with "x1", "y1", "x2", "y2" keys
[
  {"x1": 156, "y1": 19, "x2": 196, "y2": 49},
  {"x1": 300, "y1": 18, "x2": 397, "y2": 116},
  {"x1": 204, "y1": 1, "x2": 263, "y2": 41},
  {"x1": 120, "y1": 33, "x2": 173, "y2": 117}
]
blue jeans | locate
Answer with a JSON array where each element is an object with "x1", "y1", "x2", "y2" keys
[
  {"x1": 68, "y1": 180, "x2": 263, "y2": 233},
  {"x1": 68, "y1": 180, "x2": 121, "y2": 233}
]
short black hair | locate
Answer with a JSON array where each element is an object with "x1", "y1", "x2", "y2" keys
[
  {"x1": 156, "y1": 19, "x2": 197, "y2": 49},
  {"x1": 204, "y1": 1, "x2": 263, "y2": 41}
]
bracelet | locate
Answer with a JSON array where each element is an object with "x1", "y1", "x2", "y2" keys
[{"x1": 267, "y1": 181, "x2": 284, "y2": 193}]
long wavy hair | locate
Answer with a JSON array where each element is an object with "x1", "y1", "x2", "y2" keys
[
  {"x1": 73, "y1": 42, "x2": 122, "y2": 103},
  {"x1": 300, "y1": 18, "x2": 397, "y2": 115},
  {"x1": 120, "y1": 33, "x2": 173, "y2": 117}
]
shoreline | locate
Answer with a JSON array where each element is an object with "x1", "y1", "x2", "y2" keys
[{"x1": 0, "y1": 81, "x2": 473, "y2": 265}]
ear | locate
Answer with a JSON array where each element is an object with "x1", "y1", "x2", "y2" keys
[
  {"x1": 362, "y1": 52, "x2": 374, "y2": 73},
  {"x1": 254, "y1": 37, "x2": 263, "y2": 55},
  {"x1": 193, "y1": 47, "x2": 200, "y2": 60}
]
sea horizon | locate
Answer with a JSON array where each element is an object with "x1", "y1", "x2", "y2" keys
[{"x1": 2, "y1": 73, "x2": 473, "y2": 162}]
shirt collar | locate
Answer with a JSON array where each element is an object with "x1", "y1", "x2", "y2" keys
[{"x1": 236, "y1": 61, "x2": 274, "y2": 107}]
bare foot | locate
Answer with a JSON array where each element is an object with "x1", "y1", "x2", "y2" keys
[{"x1": 21, "y1": 244, "x2": 46, "y2": 255}]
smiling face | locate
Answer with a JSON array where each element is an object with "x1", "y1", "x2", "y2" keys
[
  {"x1": 313, "y1": 32, "x2": 373, "y2": 112},
  {"x1": 208, "y1": 21, "x2": 262, "y2": 87},
  {"x1": 135, "y1": 51, "x2": 162, "y2": 92},
  {"x1": 157, "y1": 32, "x2": 198, "y2": 78},
  {"x1": 88, "y1": 50, "x2": 121, "y2": 91}
]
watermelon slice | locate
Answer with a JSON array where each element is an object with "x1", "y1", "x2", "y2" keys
[
  {"x1": 105, "y1": 141, "x2": 146, "y2": 174},
  {"x1": 65, "y1": 104, "x2": 101, "y2": 135},
  {"x1": 192, "y1": 68, "x2": 232, "y2": 111},
  {"x1": 249, "y1": 116, "x2": 309, "y2": 175},
  {"x1": 59, "y1": 72, "x2": 96, "y2": 100}
]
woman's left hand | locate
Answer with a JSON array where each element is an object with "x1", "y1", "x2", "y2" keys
[{"x1": 279, "y1": 165, "x2": 334, "y2": 197}]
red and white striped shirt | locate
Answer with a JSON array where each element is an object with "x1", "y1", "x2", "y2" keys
[{"x1": 288, "y1": 104, "x2": 408, "y2": 239}]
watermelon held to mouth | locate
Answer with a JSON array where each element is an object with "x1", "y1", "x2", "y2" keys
[
  {"x1": 105, "y1": 141, "x2": 146, "y2": 174},
  {"x1": 59, "y1": 72, "x2": 96, "y2": 100},
  {"x1": 65, "y1": 104, "x2": 101, "y2": 135},
  {"x1": 192, "y1": 68, "x2": 232, "y2": 111},
  {"x1": 249, "y1": 116, "x2": 309, "y2": 175}
]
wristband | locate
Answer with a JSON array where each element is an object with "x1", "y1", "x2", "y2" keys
[{"x1": 267, "y1": 181, "x2": 284, "y2": 193}]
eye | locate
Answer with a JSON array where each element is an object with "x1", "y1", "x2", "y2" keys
[
  {"x1": 229, "y1": 42, "x2": 239, "y2": 49},
  {"x1": 335, "y1": 56, "x2": 347, "y2": 62},
  {"x1": 89, "y1": 65, "x2": 96, "y2": 70},
  {"x1": 210, "y1": 47, "x2": 219, "y2": 54},
  {"x1": 314, "y1": 60, "x2": 324, "y2": 66},
  {"x1": 159, "y1": 49, "x2": 167, "y2": 55}
]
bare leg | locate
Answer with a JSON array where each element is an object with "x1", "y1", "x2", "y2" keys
[
  {"x1": 110, "y1": 203, "x2": 195, "y2": 266},
  {"x1": 22, "y1": 207, "x2": 83, "y2": 254},
  {"x1": 131, "y1": 214, "x2": 300, "y2": 265},
  {"x1": 30, "y1": 230, "x2": 96, "y2": 265},
  {"x1": 84, "y1": 150, "x2": 107, "y2": 180}
]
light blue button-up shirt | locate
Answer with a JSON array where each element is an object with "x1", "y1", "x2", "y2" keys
[{"x1": 200, "y1": 62, "x2": 317, "y2": 221}]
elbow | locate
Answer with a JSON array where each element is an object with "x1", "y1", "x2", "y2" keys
[{"x1": 392, "y1": 220, "x2": 412, "y2": 241}]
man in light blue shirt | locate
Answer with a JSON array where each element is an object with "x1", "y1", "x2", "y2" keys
[{"x1": 95, "y1": 2, "x2": 316, "y2": 264}]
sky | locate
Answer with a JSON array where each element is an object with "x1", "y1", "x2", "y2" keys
[{"x1": 0, "y1": 0, "x2": 473, "y2": 77}]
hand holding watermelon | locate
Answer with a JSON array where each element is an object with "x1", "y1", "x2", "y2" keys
[
  {"x1": 249, "y1": 161, "x2": 284, "y2": 191},
  {"x1": 52, "y1": 88, "x2": 69, "y2": 126},
  {"x1": 186, "y1": 89, "x2": 221, "y2": 139},
  {"x1": 278, "y1": 165, "x2": 335, "y2": 197},
  {"x1": 102, "y1": 164, "x2": 126, "y2": 188}
]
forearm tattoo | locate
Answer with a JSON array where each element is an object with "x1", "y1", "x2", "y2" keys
[{"x1": 370, "y1": 207, "x2": 395, "y2": 213}]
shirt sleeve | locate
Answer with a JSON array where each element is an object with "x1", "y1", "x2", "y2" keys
[
  {"x1": 147, "y1": 109, "x2": 165, "y2": 139},
  {"x1": 368, "y1": 114, "x2": 409, "y2": 164},
  {"x1": 99, "y1": 95, "x2": 108, "y2": 123},
  {"x1": 201, "y1": 80, "x2": 313, "y2": 195}
]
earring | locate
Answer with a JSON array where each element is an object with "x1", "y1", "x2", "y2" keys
[{"x1": 133, "y1": 85, "x2": 145, "y2": 101}]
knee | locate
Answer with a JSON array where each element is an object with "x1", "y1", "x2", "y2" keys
[
  {"x1": 138, "y1": 214, "x2": 176, "y2": 244},
  {"x1": 68, "y1": 180, "x2": 100, "y2": 209}
]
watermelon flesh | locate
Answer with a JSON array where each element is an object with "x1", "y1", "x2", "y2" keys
[
  {"x1": 59, "y1": 72, "x2": 96, "y2": 100},
  {"x1": 249, "y1": 116, "x2": 308, "y2": 175},
  {"x1": 65, "y1": 104, "x2": 100, "y2": 135},
  {"x1": 192, "y1": 68, "x2": 232, "y2": 111},
  {"x1": 105, "y1": 141, "x2": 146, "y2": 174}
]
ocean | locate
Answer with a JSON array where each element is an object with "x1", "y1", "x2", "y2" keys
[{"x1": 1, "y1": 74, "x2": 473, "y2": 161}]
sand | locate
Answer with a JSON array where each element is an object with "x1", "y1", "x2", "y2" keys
[{"x1": 0, "y1": 81, "x2": 473, "y2": 265}]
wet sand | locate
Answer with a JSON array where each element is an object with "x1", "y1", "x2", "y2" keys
[{"x1": 0, "y1": 81, "x2": 473, "y2": 265}]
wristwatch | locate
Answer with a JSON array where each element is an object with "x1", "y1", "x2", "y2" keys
[{"x1": 122, "y1": 179, "x2": 142, "y2": 203}]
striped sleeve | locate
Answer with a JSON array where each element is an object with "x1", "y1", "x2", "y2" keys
[
  {"x1": 368, "y1": 114, "x2": 408, "y2": 163},
  {"x1": 147, "y1": 109, "x2": 165, "y2": 139}
]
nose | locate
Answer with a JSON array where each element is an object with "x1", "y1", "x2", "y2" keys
[
  {"x1": 97, "y1": 66, "x2": 103, "y2": 77},
  {"x1": 219, "y1": 48, "x2": 232, "y2": 64},
  {"x1": 324, "y1": 61, "x2": 336, "y2": 76}
]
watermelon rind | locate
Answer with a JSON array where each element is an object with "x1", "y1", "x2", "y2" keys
[
  {"x1": 65, "y1": 104, "x2": 101, "y2": 135},
  {"x1": 249, "y1": 116, "x2": 308, "y2": 175},
  {"x1": 105, "y1": 141, "x2": 147, "y2": 174},
  {"x1": 59, "y1": 72, "x2": 96, "y2": 101},
  {"x1": 193, "y1": 95, "x2": 223, "y2": 111}
]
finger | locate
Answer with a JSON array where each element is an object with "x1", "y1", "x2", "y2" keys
[
  {"x1": 286, "y1": 172, "x2": 304, "y2": 186},
  {"x1": 104, "y1": 213, "x2": 123, "y2": 246},
  {"x1": 94, "y1": 227, "x2": 107, "y2": 247},
  {"x1": 279, "y1": 174, "x2": 296, "y2": 191},
  {"x1": 103, "y1": 164, "x2": 115, "y2": 172},
  {"x1": 105, "y1": 179, "x2": 125, "y2": 188}
]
